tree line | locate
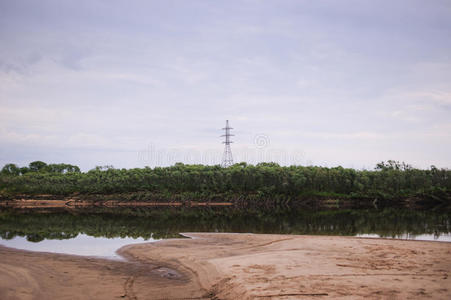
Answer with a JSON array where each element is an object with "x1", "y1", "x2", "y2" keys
[
  {"x1": 1, "y1": 160, "x2": 450, "y2": 206},
  {"x1": 1, "y1": 161, "x2": 80, "y2": 176}
]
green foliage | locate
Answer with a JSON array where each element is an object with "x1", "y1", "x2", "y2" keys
[
  {"x1": 19, "y1": 167, "x2": 30, "y2": 175},
  {"x1": 28, "y1": 161, "x2": 47, "y2": 172},
  {"x1": 0, "y1": 162, "x2": 81, "y2": 177},
  {"x1": 1, "y1": 164, "x2": 20, "y2": 176},
  {"x1": 45, "y1": 163, "x2": 81, "y2": 174},
  {"x1": 375, "y1": 160, "x2": 412, "y2": 171},
  {"x1": 0, "y1": 161, "x2": 450, "y2": 205}
]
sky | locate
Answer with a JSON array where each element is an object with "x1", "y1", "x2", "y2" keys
[{"x1": 1, "y1": 0, "x2": 451, "y2": 171}]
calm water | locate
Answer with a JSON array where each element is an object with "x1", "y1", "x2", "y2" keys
[
  {"x1": 356, "y1": 233, "x2": 451, "y2": 242},
  {"x1": 0, "y1": 234, "x2": 155, "y2": 259},
  {"x1": 1, "y1": 207, "x2": 450, "y2": 257}
]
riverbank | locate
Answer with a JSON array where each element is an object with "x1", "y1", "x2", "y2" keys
[{"x1": 1, "y1": 234, "x2": 450, "y2": 299}]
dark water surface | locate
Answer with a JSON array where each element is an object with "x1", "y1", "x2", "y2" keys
[{"x1": 0, "y1": 207, "x2": 450, "y2": 257}]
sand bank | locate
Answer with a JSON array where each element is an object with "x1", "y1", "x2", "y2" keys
[{"x1": 1, "y1": 234, "x2": 450, "y2": 299}]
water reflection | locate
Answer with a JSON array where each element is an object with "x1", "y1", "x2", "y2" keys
[
  {"x1": 0, "y1": 207, "x2": 450, "y2": 245},
  {"x1": 0, "y1": 234, "x2": 153, "y2": 259},
  {"x1": 357, "y1": 233, "x2": 451, "y2": 242}
]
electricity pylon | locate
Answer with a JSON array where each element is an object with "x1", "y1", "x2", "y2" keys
[{"x1": 221, "y1": 120, "x2": 234, "y2": 167}]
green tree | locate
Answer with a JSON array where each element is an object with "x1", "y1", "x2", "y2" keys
[
  {"x1": 29, "y1": 161, "x2": 47, "y2": 172},
  {"x1": 1, "y1": 164, "x2": 20, "y2": 176}
]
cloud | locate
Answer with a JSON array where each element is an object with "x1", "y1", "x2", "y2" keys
[{"x1": 0, "y1": 0, "x2": 450, "y2": 169}]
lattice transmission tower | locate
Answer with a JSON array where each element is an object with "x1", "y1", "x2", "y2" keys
[{"x1": 221, "y1": 120, "x2": 234, "y2": 167}]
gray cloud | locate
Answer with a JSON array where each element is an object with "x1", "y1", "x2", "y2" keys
[{"x1": 1, "y1": 0, "x2": 450, "y2": 170}]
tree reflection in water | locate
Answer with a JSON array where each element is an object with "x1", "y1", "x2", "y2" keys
[{"x1": 0, "y1": 207, "x2": 450, "y2": 242}]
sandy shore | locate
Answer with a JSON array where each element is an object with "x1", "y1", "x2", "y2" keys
[{"x1": 1, "y1": 234, "x2": 450, "y2": 299}]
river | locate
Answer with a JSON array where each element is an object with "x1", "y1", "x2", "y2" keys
[{"x1": 1, "y1": 207, "x2": 450, "y2": 257}]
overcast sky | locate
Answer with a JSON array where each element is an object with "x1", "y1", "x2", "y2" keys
[{"x1": 1, "y1": 0, "x2": 450, "y2": 170}]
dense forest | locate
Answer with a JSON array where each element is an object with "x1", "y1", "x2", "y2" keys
[{"x1": 1, "y1": 160, "x2": 450, "y2": 208}]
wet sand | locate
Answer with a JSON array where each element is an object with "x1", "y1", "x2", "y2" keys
[{"x1": 1, "y1": 233, "x2": 450, "y2": 299}]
